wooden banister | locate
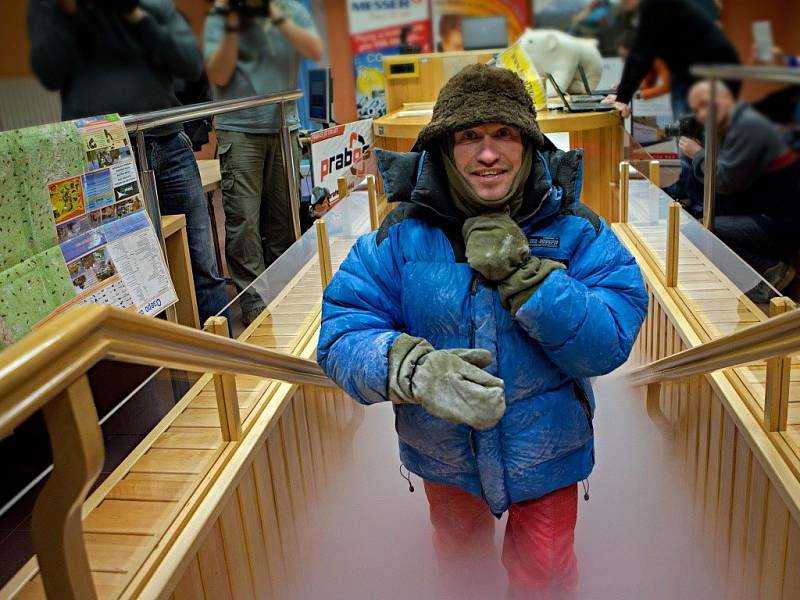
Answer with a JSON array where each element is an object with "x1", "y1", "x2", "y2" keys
[
  {"x1": 630, "y1": 303, "x2": 800, "y2": 386},
  {"x1": 0, "y1": 303, "x2": 333, "y2": 599},
  {"x1": 0, "y1": 304, "x2": 331, "y2": 441}
]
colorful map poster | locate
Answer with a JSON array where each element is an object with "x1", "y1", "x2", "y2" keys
[{"x1": 0, "y1": 114, "x2": 177, "y2": 348}]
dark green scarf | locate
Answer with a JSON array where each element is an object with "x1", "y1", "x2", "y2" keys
[{"x1": 440, "y1": 140, "x2": 533, "y2": 218}]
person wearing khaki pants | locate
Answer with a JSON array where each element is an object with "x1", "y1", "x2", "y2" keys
[
  {"x1": 205, "y1": 0, "x2": 322, "y2": 324},
  {"x1": 216, "y1": 130, "x2": 301, "y2": 319}
]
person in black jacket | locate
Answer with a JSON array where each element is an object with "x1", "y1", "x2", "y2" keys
[
  {"x1": 604, "y1": 0, "x2": 739, "y2": 120},
  {"x1": 28, "y1": 0, "x2": 229, "y2": 325}
]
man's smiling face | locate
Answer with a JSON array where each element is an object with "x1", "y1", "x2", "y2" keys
[{"x1": 453, "y1": 123, "x2": 524, "y2": 202}]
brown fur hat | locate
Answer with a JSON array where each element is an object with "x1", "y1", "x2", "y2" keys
[{"x1": 415, "y1": 63, "x2": 544, "y2": 150}]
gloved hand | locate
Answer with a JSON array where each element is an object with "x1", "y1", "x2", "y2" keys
[
  {"x1": 499, "y1": 257, "x2": 566, "y2": 315},
  {"x1": 388, "y1": 334, "x2": 505, "y2": 430},
  {"x1": 463, "y1": 212, "x2": 530, "y2": 281}
]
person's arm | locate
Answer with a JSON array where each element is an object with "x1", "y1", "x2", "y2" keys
[
  {"x1": 27, "y1": 0, "x2": 82, "y2": 91},
  {"x1": 272, "y1": 3, "x2": 324, "y2": 62},
  {"x1": 205, "y1": 1, "x2": 240, "y2": 87},
  {"x1": 124, "y1": 2, "x2": 202, "y2": 81},
  {"x1": 512, "y1": 217, "x2": 648, "y2": 378},
  {"x1": 317, "y1": 223, "x2": 406, "y2": 405},
  {"x1": 614, "y1": 1, "x2": 664, "y2": 105}
]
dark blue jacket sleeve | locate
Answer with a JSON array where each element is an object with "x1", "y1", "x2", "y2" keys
[
  {"x1": 514, "y1": 219, "x2": 648, "y2": 378},
  {"x1": 317, "y1": 228, "x2": 405, "y2": 405}
]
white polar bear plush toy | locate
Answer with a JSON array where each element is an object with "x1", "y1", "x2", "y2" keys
[{"x1": 516, "y1": 28, "x2": 604, "y2": 95}]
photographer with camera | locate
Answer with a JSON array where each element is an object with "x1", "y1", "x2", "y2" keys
[
  {"x1": 204, "y1": 0, "x2": 322, "y2": 325},
  {"x1": 683, "y1": 80, "x2": 800, "y2": 299},
  {"x1": 28, "y1": 0, "x2": 229, "y2": 326}
]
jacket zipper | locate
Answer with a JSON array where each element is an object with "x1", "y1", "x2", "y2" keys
[
  {"x1": 573, "y1": 382, "x2": 594, "y2": 434},
  {"x1": 469, "y1": 273, "x2": 478, "y2": 348}
]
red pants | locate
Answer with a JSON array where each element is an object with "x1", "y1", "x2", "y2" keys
[{"x1": 424, "y1": 480, "x2": 578, "y2": 600}]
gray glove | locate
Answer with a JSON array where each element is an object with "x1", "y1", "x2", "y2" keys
[
  {"x1": 463, "y1": 211, "x2": 530, "y2": 281},
  {"x1": 499, "y1": 257, "x2": 566, "y2": 315},
  {"x1": 388, "y1": 334, "x2": 505, "y2": 430}
]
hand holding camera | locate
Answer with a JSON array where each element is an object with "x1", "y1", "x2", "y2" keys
[
  {"x1": 678, "y1": 136, "x2": 703, "y2": 159},
  {"x1": 213, "y1": 0, "x2": 272, "y2": 17}
]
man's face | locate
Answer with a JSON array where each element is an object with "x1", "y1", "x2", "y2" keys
[
  {"x1": 689, "y1": 82, "x2": 734, "y2": 126},
  {"x1": 452, "y1": 123, "x2": 524, "y2": 202}
]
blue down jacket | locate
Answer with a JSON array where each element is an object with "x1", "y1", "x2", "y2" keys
[{"x1": 317, "y1": 139, "x2": 648, "y2": 514}]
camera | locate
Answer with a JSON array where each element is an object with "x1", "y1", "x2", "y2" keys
[
  {"x1": 210, "y1": 0, "x2": 271, "y2": 17},
  {"x1": 231, "y1": 0, "x2": 270, "y2": 17},
  {"x1": 661, "y1": 115, "x2": 704, "y2": 140}
]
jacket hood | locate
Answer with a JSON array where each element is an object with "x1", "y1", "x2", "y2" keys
[{"x1": 375, "y1": 135, "x2": 583, "y2": 230}]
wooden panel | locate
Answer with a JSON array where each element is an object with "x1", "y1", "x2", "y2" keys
[
  {"x1": 237, "y1": 470, "x2": 274, "y2": 599},
  {"x1": 197, "y1": 522, "x2": 234, "y2": 600},
  {"x1": 106, "y1": 475, "x2": 192, "y2": 502},
  {"x1": 252, "y1": 448, "x2": 290, "y2": 599},
  {"x1": 131, "y1": 448, "x2": 218, "y2": 474},
  {"x1": 85, "y1": 533, "x2": 154, "y2": 573},
  {"x1": 163, "y1": 218, "x2": 200, "y2": 329},
  {"x1": 151, "y1": 427, "x2": 223, "y2": 450},
  {"x1": 172, "y1": 556, "x2": 206, "y2": 600},
  {"x1": 172, "y1": 408, "x2": 239, "y2": 429},
  {"x1": 695, "y1": 380, "x2": 713, "y2": 516},
  {"x1": 279, "y1": 404, "x2": 307, "y2": 518},
  {"x1": 83, "y1": 499, "x2": 176, "y2": 535},
  {"x1": 714, "y1": 410, "x2": 737, "y2": 573},
  {"x1": 704, "y1": 399, "x2": 724, "y2": 545},
  {"x1": 265, "y1": 433, "x2": 301, "y2": 574},
  {"x1": 742, "y1": 464, "x2": 769, "y2": 599},
  {"x1": 761, "y1": 483, "x2": 791, "y2": 600},
  {"x1": 15, "y1": 572, "x2": 128, "y2": 600},
  {"x1": 783, "y1": 519, "x2": 800, "y2": 599},
  {"x1": 291, "y1": 390, "x2": 318, "y2": 504},
  {"x1": 727, "y1": 430, "x2": 753, "y2": 598},
  {"x1": 303, "y1": 386, "x2": 329, "y2": 492},
  {"x1": 218, "y1": 496, "x2": 256, "y2": 600}
]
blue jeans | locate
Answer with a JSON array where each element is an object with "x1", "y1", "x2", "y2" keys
[
  {"x1": 145, "y1": 132, "x2": 228, "y2": 325},
  {"x1": 714, "y1": 214, "x2": 796, "y2": 275},
  {"x1": 669, "y1": 76, "x2": 694, "y2": 202}
]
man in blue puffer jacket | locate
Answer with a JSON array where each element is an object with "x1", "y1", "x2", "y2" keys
[{"x1": 318, "y1": 64, "x2": 648, "y2": 598}]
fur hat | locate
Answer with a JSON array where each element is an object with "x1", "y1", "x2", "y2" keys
[{"x1": 415, "y1": 64, "x2": 544, "y2": 150}]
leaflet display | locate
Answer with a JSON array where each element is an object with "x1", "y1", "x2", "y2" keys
[{"x1": 0, "y1": 114, "x2": 177, "y2": 348}]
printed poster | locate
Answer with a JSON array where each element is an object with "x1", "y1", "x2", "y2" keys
[
  {"x1": 432, "y1": 0, "x2": 529, "y2": 52},
  {"x1": 310, "y1": 119, "x2": 375, "y2": 214},
  {"x1": 347, "y1": 0, "x2": 432, "y2": 118},
  {"x1": 533, "y1": 0, "x2": 627, "y2": 57},
  {"x1": 0, "y1": 114, "x2": 177, "y2": 348}
]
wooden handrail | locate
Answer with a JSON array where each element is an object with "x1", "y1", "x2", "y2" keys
[
  {"x1": 630, "y1": 304, "x2": 800, "y2": 386},
  {"x1": 0, "y1": 303, "x2": 331, "y2": 440}
]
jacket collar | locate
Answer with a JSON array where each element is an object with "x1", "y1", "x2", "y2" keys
[{"x1": 375, "y1": 136, "x2": 573, "y2": 230}]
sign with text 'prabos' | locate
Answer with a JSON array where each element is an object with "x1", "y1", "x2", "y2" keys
[{"x1": 310, "y1": 119, "x2": 375, "y2": 214}]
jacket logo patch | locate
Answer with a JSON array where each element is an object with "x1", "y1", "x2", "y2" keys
[{"x1": 529, "y1": 236, "x2": 560, "y2": 249}]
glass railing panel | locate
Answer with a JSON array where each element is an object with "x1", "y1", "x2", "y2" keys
[
  {"x1": 626, "y1": 164, "x2": 670, "y2": 273},
  {"x1": 677, "y1": 207, "x2": 777, "y2": 321},
  {"x1": 323, "y1": 188, "x2": 372, "y2": 273},
  {"x1": 218, "y1": 216, "x2": 321, "y2": 339}
]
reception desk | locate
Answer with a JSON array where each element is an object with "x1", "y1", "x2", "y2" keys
[{"x1": 374, "y1": 108, "x2": 624, "y2": 222}]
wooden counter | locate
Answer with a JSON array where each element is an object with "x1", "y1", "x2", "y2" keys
[
  {"x1": 374, "y1": 108, "x2": 624, "y2": 222},
  {"x1": 161, "y1": 213, "x2": 200, "y2": 329}
]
